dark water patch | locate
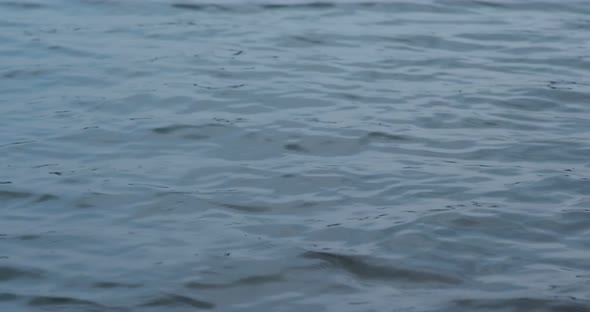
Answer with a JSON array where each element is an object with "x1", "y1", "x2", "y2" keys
[
  {"x1": 0, "y1": 191, "x2": 61, "y2": 205},
  {"x1": 28, "y1": 296, "x2": 104, "y2": 310},
  {"x1": 0, "y1": 293, "x2": 20, "y2": 301},
  {"x1": 141, "y1": 294, "x2": 215, "y2": 310},
  {"x1": 0, "y1": 266, "x2": 44, "y2": 281},
  {"x1": 93, "y1": 281, "x2": 142, "y2": 289},
  {"x1": 33, "y1": 194, "x2": 60, "y2": 203},
  {"x1": 364, "y1": 131, "x2": 410, "y2": 142},
  {"x1": 546, "y1": 80, "x2": 587, "y2": 90},
  {"x1": 153, "y1": 125, "x2": 191, "y2": 134},
  {"x1": 250, "y1": 134, "x2": 363, "y2": 157},
  {"x1": 16, "y1": 234, "x2": 42, "y2": 240},
  {"x1": 170, "y1": 1, "x2": 401, "y2": 12},
  {"x1": 217, "y1": 202, "x2": 271, "y2": 213},
  {"x1": 0, "y1": 1, "x2": 45, "y2": 9},
  {"x1": 186, "y1": 273, "x2": 284, "y2": 290},
  {"x1": 171, "y1": 3, "x2": 207, "y2": 11},
  {"x1": 193, "y1": 83, "x2": 246, "y2": 90},
  {"x1": 261, "y1": 2, "x2": 335, "y2": 10},
  {"x1": 231, "y1": 274, "x2": 284, "y2": 285},
  {"x1": 171, "y1": 3, "x2": 229, "y2": 12},
  {"x1": 471, "y1": 0, "x2": 510, "y2": 9},
  {"x1": 185, "y1": 281, "x2": 229, "y2": 290},
  {"x1": 284, "y1": 143, "x2": 308, "y2": 153},
  {"x1": 2, "y1": 70, "x2": 48, "y2": 79},
  {"x1": 0, "y1": 190, "x2": 34, "y2": 200},
  {"x1": 302, "y1": 251, "x2": 462, "y2": 284},
  {"x1": 32, "y1": 164, "x2": 58, "y2": 168},
  {"x1": 152, "y1": 123, "x2": 230, "y2": 138}
]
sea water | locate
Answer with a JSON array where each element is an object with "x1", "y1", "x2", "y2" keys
[{"x1": 1, "y1": 1, "x2": 590, "y2": 311}]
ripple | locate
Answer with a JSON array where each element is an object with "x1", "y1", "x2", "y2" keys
[
  {"x1": 2, "y1": 0, "x2": 590, "y2": 310},
  {"x1": 302, "y1": 251, "x2": 463, "y2": 285},
  {"x1": 141, "y1": 295, "x2": 215, "y2": 310}
]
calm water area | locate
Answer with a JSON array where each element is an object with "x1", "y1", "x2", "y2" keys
[{"x1": 1, "y1": 0, "x2": 590, "y2": 311}]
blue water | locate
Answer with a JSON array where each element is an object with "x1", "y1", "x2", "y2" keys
[{"x1": 1, "y1": 1, "x2": 590, "y2": 311}]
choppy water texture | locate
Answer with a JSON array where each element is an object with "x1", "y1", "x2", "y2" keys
[{"x1": 2, "y1": 0, "x2": 590, "y2": 311}]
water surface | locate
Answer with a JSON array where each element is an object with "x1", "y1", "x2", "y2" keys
[{"x1": 1, "y1": 0, "x2": 590, "y2": 311}]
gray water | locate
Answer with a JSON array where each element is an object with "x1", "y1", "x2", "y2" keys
[{"x1": 1, "y1": 0, "x2": 590, "y2": 311}]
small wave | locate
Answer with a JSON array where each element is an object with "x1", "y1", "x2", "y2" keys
[
  {"x1": 302, "y1": 251, "x2": 463, "y2": 284},
  {"x1": 141, "y1": 294, "x2": 215, "y2": 310}
]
